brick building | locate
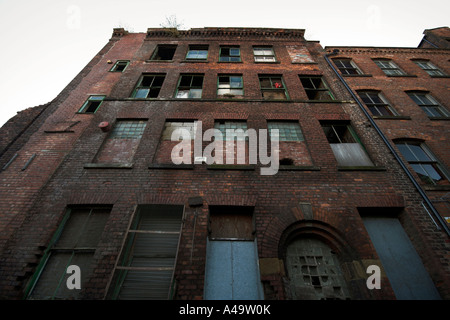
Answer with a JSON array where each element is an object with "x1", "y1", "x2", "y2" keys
[{"x1": 0, "y1": 26, "x2": 449, "y2": 300}]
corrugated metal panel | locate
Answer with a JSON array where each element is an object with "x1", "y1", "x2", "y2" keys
[
  {"x1": 330, "y1": 143, "x2": 373, "y2": 166},
  {"x1": 113, "y1": 205, "x2": 183, "y2": 300},
  {"x1": 362, "y1": 216, "x2": 441, "y2": 300}
]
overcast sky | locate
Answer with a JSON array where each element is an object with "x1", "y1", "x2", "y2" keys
[{"x1": 0, "y1": 0, "x2": 448, "y2": 127}]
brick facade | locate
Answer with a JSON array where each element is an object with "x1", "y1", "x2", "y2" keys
[{"x1": 0, "y1": 27, "x2": 449, "y2": 300}]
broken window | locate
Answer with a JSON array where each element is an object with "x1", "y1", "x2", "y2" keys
[
  {"x1": 110, "y1": 60, "x2": 129, "y2": 72},
  {"x1": 253, "y1": 47, "x2": 276, "y2": 62},
  {"x1": 78, "y1": 95, "x2": 105, "y2": 113},
  {"x1": 217, "y1": 75, "x2": 243, "y2": 97},
  {"x1": 358, "y1": 91, "x2": 398, "y2": 117},
  {"x1": 131, "y1": 74, "x2": 165, "y2": 98},
  {"x1": 407, "y1": 92, "x2": 449, "y2": 118},
  {"x1": 299, "y1": 76, "x2": 334, "y2": 101},
  {"x1": 285, "y1": 238, "x2": 350, "y2": 300},
  {"x1": 413, "y1": 60, "x2": 446, "y2": 77},
  {"x1": 151, "y1": 45, "x2": 177, "y2": 61},
  {"x1": 333, "y1": 58, "x2": 362, "y2": 75},
  {"x1": 219, "y1": 46, "x2": 241, "y2": 62},
  {"x1": 321, "y1": 122, "x2": 374, "y2": 167},
  {"x1": 26, "y1": 206, "x2": 111, "y2": 299},
  {"x1": 373, "y1": 59, "x2": 406, "y2": 76},
  {"x1": 175, "y1": 74, "x2": 204, "y2": 99},
  {"x1": 395, "y1": 141, "x2": 449, "y2": 186},
  {"x1": 259, "y1": 75, "x2": 288, "y2": 100},
  {"x1": 109, "y1": 205, "x2": 184, "y2": 300},
  {"x1": 186, "y1": 45, "x2": 209, "y2": 60}
]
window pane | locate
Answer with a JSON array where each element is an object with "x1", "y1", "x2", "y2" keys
[
  {"x1": 135, "y1": 88, "x2": 150, "y2": 98},
  {"x1": 189, "y1": 89, "x2": 202, "y2": 98}
]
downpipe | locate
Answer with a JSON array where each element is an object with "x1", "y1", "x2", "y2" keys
[{"x1": 324, "y1": 50, "x2": 450, "y2": 236}]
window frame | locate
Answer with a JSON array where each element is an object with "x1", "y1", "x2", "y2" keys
[
  {"x1": 253, "y1": 46, "x2": 277, "y2": 63},
  {"x1": 406, "y1": 91, "x2": 449, "y2": 118},
  {"x1": 25, "y1": 206, "x2": 111, "y2": 300},
  {"x1": 185, "y1": 45, "x2": 209, "y2": 61},
  {"x1": 395, "y1": 141, "x2": 449, "y2": 186},
  {"x1": 299, "y1": 76, "x2": 335, "y2": 101},
  {"x1": 373, "y1": 59, "x2": 406, "y2": 76},
  {"x1": 109, "y1": 60, "x2": 129, "y2": 72},
  {"x1": 78, "y1": 95, "x2": 105, "y2": 114},
  {"x1": 219, "y1": 46, "x2": 241, "y2": 62},
  {"x1": 258, "y1": 75, "x2": 288, "y2": 100},
  {"x1": 413, "y1": 60, "x2": 446, "y2": 77},
  {"x1": 357, "y1": 91, "x2": 399, "y2": 117},
  {"x1": 175, "y1": 74, "x2": 204, "y2": 99},
  {"x1": 217, "y1": 74, "x2": 244, "y2": 97},
  {"x1": 333, "y1": 58, "x2": 362, "y2": 75},
  {"x1": 131, "y1": 74, "x2": 166, "y2": 99}
]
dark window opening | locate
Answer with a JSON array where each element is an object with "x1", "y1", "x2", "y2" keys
[
  {"x1": 78, "y1": 96, "x2": 105, "y2": 113},
  {"x1": 299, "y1": 76, "x2": 334, "y2": 101},
  {"x1": 151, "y1": 45, "x2": 177, "y2": 61},
  {"x1": 132, "y1": 74, "x2": 165, "y2": 98}
]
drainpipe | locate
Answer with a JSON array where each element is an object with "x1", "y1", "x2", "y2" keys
[{"x1": 324, "y1": 50, "x2": 450, "y2": 236}]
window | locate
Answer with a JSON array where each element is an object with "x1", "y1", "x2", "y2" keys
[
  {"x1": 321, "y1": 122, "x2": 373, "y2": 167},
  {"x1": 78, "y1": 95, "x2": 105, "y2": 113},
  {"x1": 109, "y1": 120, "x2": 147, "y2": 139},
  {"x1": 395, "y1": 141, "x2": 449, "y2": 185},
  {"x1": 110, "y1": 60, "x2": 129, "y2": 72},
  {"x1": 407, "y1": 92, "x2": 449, "y2": 118},
  {"x1": 219, "y1": 46, "x2": 241, "y2": 62},
  {"x1": 27, "y1": 207, "x2": 110, "y2": 299},
  {"x1": 151, "y1": 45, "x2": 177, "y2": 61},
  {"x1": 413, "y1": 60, "x2": 446, "y2": 76},
  {"x1": 333, "y1": 58, "x2": 362, "y2": 75},
  {"x1": 253, "y1": 47, "x2": 276, "y2": 62},
  {"x1": 217, "y1": 75, "x2": 243, "y2": 97},
  {"x1": 268, "y1": 121, "x2": 304, "y2": 141},
  {"x1": 186, "y1": 45, "x2": 208, "y2": 60},
  {"x1": 161, "y1": 121, "x2": 198, "y2": 141},
  {"x1": 95, "y1": 120, "x2": 147, "y2": 164},
  {"x1": 214, "y1": 121, "x2": 248, "y2": 141},
  {"x1": 299, "y1": 76, "x2": 334, "y2": 101},
  {"x1": 175, "y1": 74, "x2": 204, "y2": 99},
  {"x1": 358, "y1": 91, "x2": 398, "y2": 116},
  {"x1": 373, "y1": 59, "x2": 406, "y2": 76},
  {"x1": 131, "y1": 74, "x2": 165, "y2": 98},
  {"x1": 285, "y1": 238, "x2": 350, "y2": 300},
  {"x1": 109, "y1": 205, "x2": 184, "y2": 300},
  {"x1": 259, "y1": 75, "x2": 288, "y2": 100}
]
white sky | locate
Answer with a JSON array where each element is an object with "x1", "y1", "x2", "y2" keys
[{"x1": 0, "y1": 0, "x2": 448, "y2": 127}]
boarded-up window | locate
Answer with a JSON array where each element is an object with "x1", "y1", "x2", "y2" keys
[
  {"x1": 321, "y1": 122, "x2": 373, "y2": 167},
  {"x1": 110, "y1": 205, "x2": 184, "y2": 300},
  {"x1": 27, "y1": 207, "x2": 110, "y2": 299}
]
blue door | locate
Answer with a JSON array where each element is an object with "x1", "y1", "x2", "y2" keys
[
  {"x1": 362, "y1": 216, "x2": 441, "y2": 300},
  {"x1": 204, "y1": 239, "x2": 264, "y2": 300}
]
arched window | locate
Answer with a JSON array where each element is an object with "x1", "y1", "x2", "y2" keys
[{"x1": 285, "y1": 238, "x2": 350, "y2": 300}]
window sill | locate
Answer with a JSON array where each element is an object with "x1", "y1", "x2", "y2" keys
[
  {"x1": 182, "y1": 60, "x2": 209, "y2": 63},
  {"x1": 423, "y1": 185, "x2": 450, "y2": 191},
  {"x1": 207, "y1": 164, "x2": 256, "y2": 171},
  {"x1": 429, "y1": 117, "x2": 450, "y2": 121},
  {"x1": 278, "y1": 165, "x2": 320, "y2": 171},
  {"x1": 254, "y1": 61, "x2": 280, "y2": 64},
  {"x1": 372, "y1": 116, "x2": 411, "y2": 120},
  {"x1": 145, "y1": 60, "x2": 174, "y2": 63},
  {"x1": 44, "y1": 130, "x2": 75, "y2": 133},
  {"x1": 148, "y1": 163, "x2": 194, "y2": 170},
  {"x1": 386, "y1": 74, "x2": 417, "y2": 78},
  {"x1": 217, "y1": 61, "x2": 243, "y2": 63},
  {"x1": 430, "y1": 75, "x2": 450, "y2": 78},
  {"x1": 337, "y1": 166, "x2": 386, "y2": 171},
  {"x1": 84, "y1": 163, "x2": 133, "y2": 169},
  {"x1": 342, "y1": 74, "x2": 373, "y2": 77}
]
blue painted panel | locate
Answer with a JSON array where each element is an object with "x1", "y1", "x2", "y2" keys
[
  {"x1": 204, "y1": 239, "x2": 263, "y2": 300},
  {"x1": 363, "y1": 216, "x2": 441, "y2": 300}
]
